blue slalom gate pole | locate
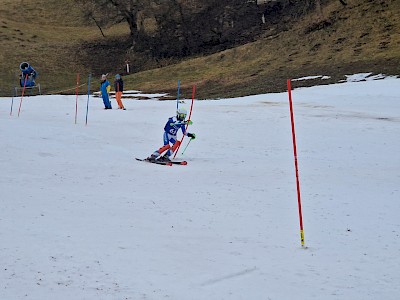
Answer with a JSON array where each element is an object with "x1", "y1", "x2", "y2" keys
[
  {"x1": 176, "y1": 79, "x2": 181, "y2": 111},
  {"x1": 75, "y1": 73, "x2": 80, "y2": 124},
  {"x1": 10, "y1": 88, "x2": 15, "y2": 116},
  {"x1": 85, "y1": 73, "x2": 92, "y2": 126}
]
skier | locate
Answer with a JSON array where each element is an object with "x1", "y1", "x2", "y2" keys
[
  {"x1": 100, "y1": 74, "x2": 112, "y2": 109},
  {"x1": 114, "y1": 74, "x2": 126, "y2": 110},
  {"x1": 19, "y1": 62, "x2": 38, "y2": 87},
  {"x1": 147, "y1": 108, "x2": 196, "y2": 162}
]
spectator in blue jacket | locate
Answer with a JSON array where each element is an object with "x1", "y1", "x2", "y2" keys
[{"x1": 100, "y1": 74, "x2": 112, "y2": 109}]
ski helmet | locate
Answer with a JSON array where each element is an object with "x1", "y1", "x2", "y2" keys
[{"x1": 177, "y1": 108, "x2": 187, "y2": 121}]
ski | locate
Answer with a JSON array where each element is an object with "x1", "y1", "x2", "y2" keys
[
  {"x1": 170, "y1": 160, "x2": 187, "y2": 165},
  {"x1": 135, "y1": 158, "x2": 172, "y2": 166},
  {"x1": 135, "y1": 158, "x2": 187, "y2": 166}
]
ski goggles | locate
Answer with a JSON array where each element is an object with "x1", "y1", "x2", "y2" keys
[{"x1": 177, "y1": 113, "x2": 186, "y2": 120}]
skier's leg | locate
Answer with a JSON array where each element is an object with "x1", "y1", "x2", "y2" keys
[
  {"x1": 157, "y1": 144, "x2": 170, "y2": 155},
  {"x1": 116, "y1": 92, "x2": 124, "y2": 109},
  {"x1": 102, "y1": 94, "x2": 109, "y2": 109},
  {"x1": 104, "y1": 94, "x2": 112, "y2": 109},
  {"x1": 171, "y1": 140, "x2": 181, "y2": 154},
  {"x1": 148, "y1": 132, "x2": 171, "y2": 160},
  {"x1": 162, "y1": 137, "x2": 180, "y2": 159},
  {"x1": 158, "y1": 134, "x2": 181, "y2": 161}
]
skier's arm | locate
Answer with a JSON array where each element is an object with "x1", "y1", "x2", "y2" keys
[
  {"x1": 181, "y1": 124, "x2": 195, "y2": 139},
  {"x1": 180, "y1": 123, "x2": 186, "y2": 135},
  {"x1": 182, "y1": 127, "x2": 196, "y2": 139},
  {"x1": 169, "y1": 120, "x2": 184, "y2": 127},
  {"x1": 170, "y1": 119, "x2": 192, "y2": 127}
]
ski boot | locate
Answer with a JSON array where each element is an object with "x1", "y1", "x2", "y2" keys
[
  {"x1": 146, "y1": 152, "x2": 159, "y2": 162},
  {"x1": 157, "y1": 154, "x2": 171, "y2": 163}
]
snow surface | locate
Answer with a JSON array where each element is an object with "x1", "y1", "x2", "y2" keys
[
  {"x1": 292, "y1": 75, "x2": 331, "y2": 81},
  {"x1": 1, "y1": 78, "x2": 399, "y2": 300}
]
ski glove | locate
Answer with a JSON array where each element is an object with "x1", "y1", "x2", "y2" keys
[
  {"x1": 185, "y1": 120, "x2": 193, "y2": 125},
  {"x1": 187, "y1": 133, "x2": 196, "y2": 139}
]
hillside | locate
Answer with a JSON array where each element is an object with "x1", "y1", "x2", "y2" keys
[
  {"x1": 0, "y1": 0, "x2": 130, "y2": 96},
  {"x1": 127, "y1": 0, "x2": 400, "y2": 98},
  {"x1": 0, "y1": 0, "x2": 399, "y2": 98}
]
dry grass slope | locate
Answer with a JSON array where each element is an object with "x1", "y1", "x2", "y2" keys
[
  {"x1": 0, "y1": 0, "x2": 399, "y2": 98},
  {"x1": 126, "y1": 0, "x2": 400, "y2": 99},
  {"x1": 0, "y1": 0, "x2": 129, "y2": 96}
]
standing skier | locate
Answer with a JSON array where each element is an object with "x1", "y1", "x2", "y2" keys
[
  {"x1": 114, "y1": 74, "x2": 126, "y2": 110},
  {"x1": 147, "y1": 108, "x2": 196, "y2": 162},
  {"x1": 100, "y1": 74, "x2": 112, "y2": 109}
]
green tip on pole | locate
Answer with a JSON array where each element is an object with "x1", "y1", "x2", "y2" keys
[{"x1": 181, "y1": 138, "x2": 193, "y2": 155}]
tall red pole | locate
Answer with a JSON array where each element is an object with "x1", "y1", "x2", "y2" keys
[
  {"x1": 75, "y1": 73, "x2": 80, "y2": 124},
  {"x1": 17, "y1": 74, "x2": 29, "y2": 117},
  {"x1": 173, "y1": 84, "x2": 196, "y2": 159},
  {"x1": 287, "y1": 79, "x2": 305, "y2": 247}
]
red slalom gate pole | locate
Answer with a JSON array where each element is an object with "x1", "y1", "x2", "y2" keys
[
  {"x1": 287, "y1": 79, "x2": 305, "y2": 247},
  {"x1": 173, "y1": 84, "x2": 196, "y2": 159},
  {"x1": 17, "y1": 74, "x2": 29, "y2": 117},
  {"x1": 75, "y1": 73, "x2": 80, "y2": 124}
]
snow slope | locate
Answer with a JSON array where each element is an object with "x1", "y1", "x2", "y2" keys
[{"x1": 1, "y1": 78, "x2": 399, "y2": 300}]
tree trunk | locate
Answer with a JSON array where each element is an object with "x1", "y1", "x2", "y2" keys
[{"x1": 315, "y1": 0, "x2": 324, "y2": 20}]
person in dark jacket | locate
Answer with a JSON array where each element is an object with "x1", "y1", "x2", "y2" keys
[{"x1": 114, "y1": 74, "x2": 125, "y2": 110}]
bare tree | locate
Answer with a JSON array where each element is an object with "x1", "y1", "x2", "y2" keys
[
  {"x1": 76, "y1": 0, "x2": 260, "y2": 57},
  {"x1": 76, "y1": 0, "x2": 147, "y2": 46},
  {"x1": 315, "y1": 0, "x2": 325, "y2": 20}
]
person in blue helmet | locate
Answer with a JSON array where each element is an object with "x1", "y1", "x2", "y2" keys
[
  {"x1": 147, "y1": 108, "x2": 196, "y2": 162},
  {"x1": 19, "y1": 62, "x2": 38, "y2": 87},
  {"x1": 100, "y1": 74, "x2": 112, "y2": 109}
]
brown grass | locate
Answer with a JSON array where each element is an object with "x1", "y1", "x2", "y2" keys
[
  {"x1": 0, "y1": 0, "x2": 129, "y2": 96},
  {"x1": 0, "y1": 0, "x2": 399, "y2": 98},
  {"x1": 126, "y1": 0, "x2": 400, "y2": 99}
]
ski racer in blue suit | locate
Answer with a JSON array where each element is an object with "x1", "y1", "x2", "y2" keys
[
  {"x1": 19, "y1": 62, "x2": 38, "y2": 87},
  {"x1": 147, "y1": 108, "x2": 196, "y2": 162},
  {"x1": 100, "y1": 74, "x2": 112, "y2": 109}
]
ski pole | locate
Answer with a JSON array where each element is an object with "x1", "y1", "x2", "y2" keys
[{"x1": 181, "y1": 138, "x2": 194, "y2": 155}]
